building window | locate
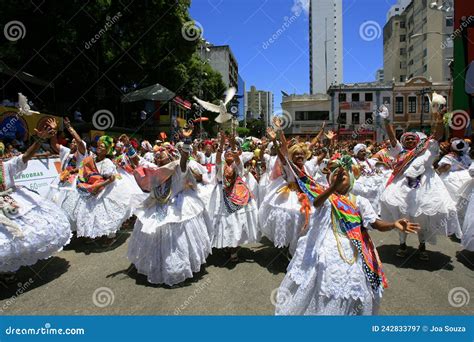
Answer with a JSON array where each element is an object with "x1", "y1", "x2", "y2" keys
[
  {"x1": 365, "y1": 112, "x2": 373, "y2": 123},
  {"x1": 409, "y1": 59, "x2": 414, "y2": 65},
  {"x1": 423, "y1": 48, "x2": 427, "y2": 57},
  {"x1": 295, "y1": 111, "x2": 330, "y2": 121},
  {"x1": 352, "y1": 112, "x2": 360, "y2": 124},
  {"x1": 423, "y1": 96, "x2": 430, "y2": 113},
  {"x1": 400, "y1": 61, "x2": 406, "y2": 68},
  {"x1": 446, "y1": 17, "x2": 453, "y2": 27},
  {"x1": 400, "y1": 48, "x2": 406, "y2": 55},
  {"x1": 400, "y1": 35, "x2": 406, "y2": 42},
  {"x1": 408, "y1": 96, "x2": 417, "y2": 113},
  {"x1": 351, "y1": 93, "x2": 360, "y2": 102},
  {"x1": 339, "y1": 93, "x2": 346, "y2": 102},
  {"x1": 400, "y1": 21, "x2": 406, "y2": 29},
  {"x1": 339, "y1": 112, "x2": 347, "y2": 124},
  {"x1": 400, "y1": 75, "x2": 406, "y2": 82},
  {"x1": 423, "y1": 64, "x2": 427, "y2": 72},
  {"x1": 383, "y1": 96, "x2": 391, "y2": 104},
  {"x1": 365, "y1": 93, "x2": 373, "y2": 102},
  {"x1": 395, "y1": 97, "x2": 404, "y2": 114}
]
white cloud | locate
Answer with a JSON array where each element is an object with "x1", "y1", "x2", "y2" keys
[{"x1": 291, "y1": 0, "x2": 309, "y2": 16}]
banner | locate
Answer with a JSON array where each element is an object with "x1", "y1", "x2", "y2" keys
[{"x1": 13, "y1": 157, "x2": 60, "y2": 197}]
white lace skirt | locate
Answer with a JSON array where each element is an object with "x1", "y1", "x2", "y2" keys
[
  {"x1": 440, "y1": 170, "x2": 472, "y2": 204},
  {"x1": 71, "y1": 183, "x2": 132, "y2": 238},
  {"x1": 127, "y1": 193, "x2": 212, "y2": 286},
  {"x1": 352, "y1": 174, "x2": 387, "y2": 214},
  {"x1": 461, "y1": 189, "x2": 474, "y2": 251},
  {"x1": 259, "y1": 177, "x2": 309, "y2": 254},
  {"x1": 380, "y1": 171, "x2": 461, "y2": 243},
  {"x1": 209, "y1": 183, "x2": 260, "y2": 249},
  {"x1": 0, "y1": 189, "x2": 71, "y2": 273}
]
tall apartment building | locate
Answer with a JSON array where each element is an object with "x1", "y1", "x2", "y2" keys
[
  {"x1": 309, "y1": 0, "x2": 343, "y2": 94},
  {"x1": 383, "y1": 0, "x2": 453, "y2": 83},
  {"x1": 245, "y1": 86, "x2": 274, "y2": 127},
  {"x1": 386, "y1": 0, "x2": 412, "y2": 22},
  {"x1": 375, "y1": 69, "x2": 385, "y2": 82},
  {"x1": 206, "y1": 45, "x2": 238, "y2": 89}
]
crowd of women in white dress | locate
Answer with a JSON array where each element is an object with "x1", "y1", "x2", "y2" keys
[{"x1": 0, "y1": 105, "x2": 472, "y2": 316}]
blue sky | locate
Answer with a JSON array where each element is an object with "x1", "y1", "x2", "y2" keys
[{"x1": 190, "y1": 0, "x2": 398, "y2": 110}]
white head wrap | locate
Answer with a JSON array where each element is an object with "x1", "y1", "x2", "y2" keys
[{"x1": 353, "y1": 143, "x2": 367, "y2": 155}]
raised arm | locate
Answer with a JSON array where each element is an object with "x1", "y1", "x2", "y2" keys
[
  {"x1": 432, "y1": 110, "x2": 445, "y2": 142},
  {"x1": 119, "y1": 134, "x2": 139, "y2": 167},
  {"x1": 216, "y1": 131, "x2": 225, "y2": 165},
  {"x1": 22, "y1": 126, "x2": 53, "y2": 164},
  {"x1": 309, "y1": 121, "x2": 326, "y2": 149},
  {"x1": 46, "y1": 118, "x2": 61, "y2": 153},
  {"x1": 64, "y1": 117, "x2": 86, "y2": 155}
]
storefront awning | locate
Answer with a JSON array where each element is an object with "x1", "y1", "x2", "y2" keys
[{"x1": 121, "y1": 83, "x2": 175, "y2": 103}]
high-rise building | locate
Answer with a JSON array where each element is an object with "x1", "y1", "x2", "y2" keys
[
  {"x1": 386, "y1": 0, "x2": 412, "y2": 22},
  {"x1": 206, "y1": 45, "x2": 238, "y2": 89},
  {"x1": 375, "y1": 69, "x2": 385, "y2": 82},
  {"x1": 245, "y1": 86, "x2": 274, "y2": 127},
  {"x1": 383, "y1": 0, "x2": 453, "y2": 84},
  {"x1": 309, "y1": 0, "x2": 343, "y2": 94}
]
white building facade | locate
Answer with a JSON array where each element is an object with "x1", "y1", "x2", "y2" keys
[{"x1": 309, "y1": 0, "x2": 343, "y2": 94}]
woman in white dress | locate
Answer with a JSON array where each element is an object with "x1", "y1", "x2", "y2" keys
[
  {"x1": 351, "y1": 143, "x2": 387, "y2": 214},
  {"x1": 259, "y1": 124, "x2": 314, "y2": 254},
  {"x1": 275, "y1": 156, "x2": 419, "y2": 315},
  {"x1": 379, "y1": 107, "x2": 461, "y2": 260},
  {"x1": 127, "y1": 128, "x2": 212, "y2": 286},
  {"x1": 45, "y1": 117, "x2": 87, "y2": 227},
  {"x1": 460, "y1": 163, "x2": 474, "y2": 251},
  {"x1": 436, "y1": 138, "x2": 472, "y2": 207},
  {"x1": 208, "y1": 132, "x2": 259, "y2": 261},
  {"x1": 71, "y1": 135, "x2": 133, "y2": 245},
  {"x1": 0, "y1": 126, "x2": 71, "y2": 282}
]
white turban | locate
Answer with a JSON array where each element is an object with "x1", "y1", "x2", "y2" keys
[
  {"x1": 353, "y1": 143, "x2": 367, "y2": 155},
  {"x1": 451, "y1": 139, "x2": 468, "y2": 153}
]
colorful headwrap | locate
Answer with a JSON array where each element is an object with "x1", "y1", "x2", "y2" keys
[
  {"x1": 288, "y1": 161, "x2": 387, "y2": 292},
  {"x1": 130, "y1": 138, "x2": 139, "y2": 150},
  {"x1": 400, "y1": 132, "x2": 420, "y2": 149},
  {"x1": 98, "y1": 136, "x2": 114, "y2": 155},
  {"x1": 288, "y1": 143, "x2": 312, "y2": 161},
  {"x1": 0, "y1": 142, "x2": 4, "y2": 154}
]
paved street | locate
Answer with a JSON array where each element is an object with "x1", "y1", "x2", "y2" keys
[{"x1": 1, "y1": 226, "x2": 473, "y2": 316}]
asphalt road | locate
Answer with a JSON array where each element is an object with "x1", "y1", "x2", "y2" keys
[{"x1": 1, "y1": 225, "x2": 473, "y2": 316}]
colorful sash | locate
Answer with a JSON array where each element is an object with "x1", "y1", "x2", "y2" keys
[
  {"x1": 76, "y1": 156, "x2": 106, "y2": 194},
  {"x1": 291, "y1": 165, "x2": 387, "y2": 292},
  {"x1": 386, "y1": 137, "x2": 431, "y2": 186},
  {"x1": 114, "y1": 154, "x2": 134, "y2": 174}
]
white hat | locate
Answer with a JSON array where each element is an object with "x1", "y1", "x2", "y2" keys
[{"x1": 353, "y1": 143, "x2": 367, "y2": 155}]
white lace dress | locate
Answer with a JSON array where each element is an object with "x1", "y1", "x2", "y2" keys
[
  {"x1": 461, "y1": 164, "x2": 474, "y2": 251},
  {"x1": 0, "y1": 156, "x2": 71, "y2": 272},
  {"x1": 351, "y1": 158, "x2": 387, "y2": 214},
  {"x1": 195, "y1": 154, "x2": 217, "y2": 214},
  {"x1": 438, "y1": 153, "x2": 472, "y2": 204},
  {"x1": 259, "y1": 162, "x2": 312, "y2": 254},
  {"x1": 208, "y1": 161, "x2": 260, "y2": 248},
  {"x1": 258, "y1": 154, "x2": 278, "y2": 207},
  {"x1": 114, "y1": 153, "x2": 148, "y2": 213},
  {"x1": 380, "y1": 141, "x2": 461, "y2": 244},
  {"x1": 127, "y1": 160, "x2": 212, "y2": 286},
  {"x1": 275, "y1": 196, "x2": 382, "y2": 315},
  {"x1": 70, "y1": 158, "x2": 132, "y2": 238},
  {"x1": 46, "y1": 144, "x2": 87, "y2": 227}
]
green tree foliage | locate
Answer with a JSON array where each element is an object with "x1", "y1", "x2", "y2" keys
[{"x1": 0, "y1": 0, "x2": 224, "y2": 116}]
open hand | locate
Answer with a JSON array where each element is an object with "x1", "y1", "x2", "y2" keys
[{"x1": 394, "y1": 219, "x2": 420, "y2": 234}]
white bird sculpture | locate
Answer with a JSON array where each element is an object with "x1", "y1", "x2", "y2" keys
[
  {"x1": 18, "y1": 93, "x2": 40, "y2": 116},
  {"x1": 193, "y1": 87, "x2": 236, "y2": 124},
  {"x1": 427, "y1": 91, "x2": 446, "y2": 114}
]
